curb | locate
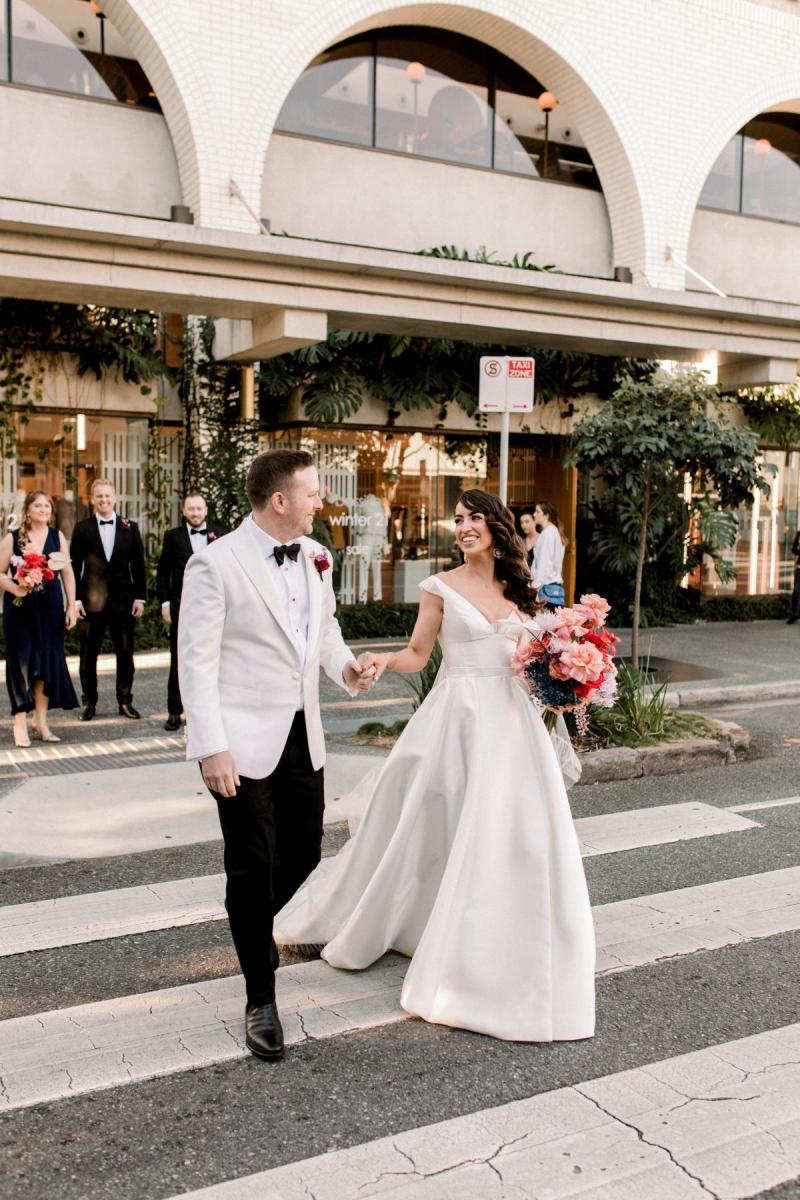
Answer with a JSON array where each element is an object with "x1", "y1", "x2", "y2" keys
[
  {"x1": 576, "y1": 720, "x2": 751, "y2": 785},
  {"x1": 663, "y1": 680, "x2": 800, "y2": 709}
]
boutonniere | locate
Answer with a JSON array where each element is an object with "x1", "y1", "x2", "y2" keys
[
  {"x1": 207, "y1": 531, "x2": 218, "y2": 543},
  {"x1": 120, "y1": 518, "x2": 131, "y2": 531},
  {"x1": 310, "y1": 550, "x2": 331, "y2": 577}
]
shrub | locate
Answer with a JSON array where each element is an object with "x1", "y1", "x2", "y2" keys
[{"x1": 337, "y1": 602, "x2": 418, "y2": 640}]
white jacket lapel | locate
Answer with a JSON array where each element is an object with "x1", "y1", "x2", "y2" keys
[{"x1": 229, "y1": 520, "x2": 298, "y2": 654}]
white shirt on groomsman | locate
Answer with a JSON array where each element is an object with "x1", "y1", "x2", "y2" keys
[{"x1": 96, "y1": 511, "x2": 117, "y2": 561}]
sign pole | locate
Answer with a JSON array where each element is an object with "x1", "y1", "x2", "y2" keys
[{"x1": 499, "y1": 408, "x2": 510, "y2": 505}]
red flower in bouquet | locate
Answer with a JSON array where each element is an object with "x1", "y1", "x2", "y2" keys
[
  {"x1": 10, "y1": 551, "x2": 56, "y2": 606},
  {"x1": 511, "y1": 595, "x2": 618, "y2": 734},
  {"x1": 311, "y1": 551, "x2": 331, "y2": 577}
]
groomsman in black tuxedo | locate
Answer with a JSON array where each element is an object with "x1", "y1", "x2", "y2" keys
[
  {"x1": 70, "y1": 479, "x2": 147, "y2": 721},
  {"x1": 156, "y1": 493, "x2": 226, "y2": 731}
]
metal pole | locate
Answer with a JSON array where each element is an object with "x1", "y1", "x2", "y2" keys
[{"x1": 499, "y1": 408, "x2": 510, "y2": 505}]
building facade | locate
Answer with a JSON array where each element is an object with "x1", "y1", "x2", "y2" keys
[{"x1": 2, "y1": 0, "x2": 800, "y2": 600}]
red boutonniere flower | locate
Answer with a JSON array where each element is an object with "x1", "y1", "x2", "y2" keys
[
  {"x1": 311, "y1": 551, "x2": 331, "y2": 577},
  {"x1": 120, "y1": 518, "x2": 131, "y2": 531},
  {"x1": 207, "y1": 531, "x2": 217, "y2": 543}
]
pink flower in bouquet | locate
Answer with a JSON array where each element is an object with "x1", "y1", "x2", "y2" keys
[
  {"x1": 23, "y1": 567, "x2": 44, "y2": 588},
  {"x1": 560, "y1": 641, "x2": 605, "y2": 684},
  {"x1": 511, "y1": 640, "x2": 539, "y2": 670},
  {"x1": 552, "y1": 607, "x2": 589, "y2": 641},
  {"x1": 574, "y1": 593, "x2": 611, "y2": 627},
  {"x1": 532, "y1": 610, "x2": 563, "y2": 633}
]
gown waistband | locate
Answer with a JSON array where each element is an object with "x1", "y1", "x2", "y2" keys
[{"x1": 440, "y1": 666, "x2": 517, "y2": 678}]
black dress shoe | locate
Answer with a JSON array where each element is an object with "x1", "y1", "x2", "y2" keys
[
  {"x1": 79, "y1": 704, "x2": 96, "y2": 722},
  {"x1": 164, "y1": 714, "x2": 181, "y2": 731},
  {"x1": 245, "y1": 1003, "x2": 284, "y2": 1061},
  {"x1": 118, "y1": 704, "x2": 141, "y2": 719}
]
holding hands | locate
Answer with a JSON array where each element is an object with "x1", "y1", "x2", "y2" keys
[
  {"x1": 355, "y1": 651, "x2": 393, "y2": 684},
  {"x1": 344, "y1": 658, "x2": 380, "y2": 692}
]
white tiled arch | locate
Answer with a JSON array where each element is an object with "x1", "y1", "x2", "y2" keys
[{"x1": 249, "y1": 1, "x2": 649, "y2": 284}]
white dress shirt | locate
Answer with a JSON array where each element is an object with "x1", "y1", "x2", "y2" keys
[
  {"x1": 96, "y1": 512, "x2": 117, "y2": 562},
  {"x1": 187, "y1": 522, "x2": 209, "y2": 554},
  {"x1": 248, "y1": 518, "x2": 310, "y2": 705},
  {"x1": 532, "y1": 523, "x2": 565, "y2": 589}
]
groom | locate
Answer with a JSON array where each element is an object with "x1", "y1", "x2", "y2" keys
[{"x1": 179, "y1": 449, "x2": 376, "y2": 1062}]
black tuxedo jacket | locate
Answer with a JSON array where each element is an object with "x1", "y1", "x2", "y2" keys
[
  {"x1": 156, "y1": 524, "x2": 227, "y2": 610},
  {"x1": 70, "y1": 516, "x2": 147, "y2": 615}
]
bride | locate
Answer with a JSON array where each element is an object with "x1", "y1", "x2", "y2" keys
[{"x1": 275, "y1": 489, "x2": 595, "y2": 1042}]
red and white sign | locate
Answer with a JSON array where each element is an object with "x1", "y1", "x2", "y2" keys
[{"x1": 479, "y1": 356, "x2": 535, "y2": 412}]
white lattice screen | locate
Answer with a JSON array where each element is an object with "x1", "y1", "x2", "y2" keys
[
  {"x1": 0, "y1": 456, "x2": 19, "y2": 532},
  {"x1": 102, "y1": 421, "x2": 148, "y2": 523}
]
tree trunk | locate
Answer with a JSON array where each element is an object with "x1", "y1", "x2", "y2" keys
[{"x1": 630, "y1": 475, "x2": 651, "y2": 671}]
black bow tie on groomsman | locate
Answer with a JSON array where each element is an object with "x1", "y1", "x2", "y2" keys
[
  {"x1": 273, "y1": 543, "x2": 301, "y2": 566},
  {"x1": 99, "y1": 519, "x2": 115, "y2": 525},
  {"x1": 190, "y1": 527, "x2": 207, "y2": 536}
]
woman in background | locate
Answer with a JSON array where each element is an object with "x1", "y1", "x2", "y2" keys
[
  {"x1": 0, "y1": 490, "x2": 79, "y2": 746},
  {"x1": 519, "y1": 509, "x2": 540, "y2": 569},
  {"x1": 532, "y1": 500, "x2": 565, "y2": 609}
]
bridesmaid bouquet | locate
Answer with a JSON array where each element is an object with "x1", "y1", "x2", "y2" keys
[
  {"x1": 10, "y1": 550, "x2": 58, "y2": 606},
  {"x1": 511, "y1": 593, "x2": 619, "y2": 734}
]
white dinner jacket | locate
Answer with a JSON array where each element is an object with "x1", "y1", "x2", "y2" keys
[{"x1": 178, "y1": 518, "x2": 357, "y2": 779}]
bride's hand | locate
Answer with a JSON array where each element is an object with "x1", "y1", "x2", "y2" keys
[{"x1": 357, "y1": 651, "x2": 392, "y2": 682}]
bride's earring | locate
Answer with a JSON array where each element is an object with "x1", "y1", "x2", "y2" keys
[{"x1": 493, "y1": 548, "x2": 502, "y2": 558}]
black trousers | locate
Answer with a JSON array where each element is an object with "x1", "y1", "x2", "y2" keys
[
  {"x1": 210, "y1": 712, "x2": 325, "y2": 1007},
  {"x1": 792, "y1": 566, "x2": 800, "y2": 619},
  {"x1": 78, "y1": 610, "x2": 135, "y2": 706},
  {"x1": 167, "y1": 609, "x2": 182, "y2": 716}
]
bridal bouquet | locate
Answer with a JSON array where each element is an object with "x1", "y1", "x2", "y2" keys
[
  {"x1": 511, "y1": 593, "x2": 619, "y2": 734},
  {"x1": 10, "y1": 549, "x2": 60, "y2": 606}
]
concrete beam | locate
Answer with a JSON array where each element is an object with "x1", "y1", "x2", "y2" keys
[
  {"x1": 2, "y1": 202, "x2": 800, "y2": 366},
  {"x1": 717, "y1": 356, "x2": 798, "y2": 389},
  {"x1": 213, "y1": 310, "x2": 328, "y2": 361}
]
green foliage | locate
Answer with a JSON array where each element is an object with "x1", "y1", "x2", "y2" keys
[
  {"x1": 402, "y1": 640, "x2": 443, "y2": 711},
  {"x1": 698, "y1": 593, "x2": 791, "y2": 621},
  {"x1": 179, "y1": 317, "x2": 258, "y2": 530},
  {"x1": 416, "y1": 244, "x2": 557, "y2": 272},
  {"x1": 584, "y1": 663, "x2": 720, "y2": 748},
  {"x1": 568, "y1": 369, "x2": 768, "y2": 665},
  {"x1": 336, "y1": 601, "x2": 418, "y2": 640},
  {"x1": 739, "y1": 383, "x2": 800, "y2": 450},
  {"x1": 259, "y1": 329, "x2": 655, "y2": 427},
  {"x1": 352, "y1": 719, "x2": 409, "y2": 744}
]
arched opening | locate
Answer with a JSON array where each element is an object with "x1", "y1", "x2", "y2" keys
[
  {"x1": 698, "y1": 110, "x2": 800, "y2": 224},
  {"x1": 1, "y1": 0, "x2": 159, "y2": 108},
  {"x1": 274, "y1": 26, "x2": 600, "y2": 190}
]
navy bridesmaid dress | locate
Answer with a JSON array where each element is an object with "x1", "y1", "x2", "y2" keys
[{"x1": 4, "y1": 527, "x2": 79, "y2": 715}]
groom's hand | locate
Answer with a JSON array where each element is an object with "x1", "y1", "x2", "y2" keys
[
  {"x1": 343, "y1": 660, "x2": 376, "y2": 692},
  {"x1": 201, "y1": 750, "x2": 240, "y2": 798},
  {"x1": 357, "y1": 651, "x2": 389, "y2": 682}
]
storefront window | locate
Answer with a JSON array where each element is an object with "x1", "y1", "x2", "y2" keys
[
  {"x1": 699, "y1": 113, "x2": 800, "y2": 225},
  {"x1": 275, "y1": 26, "x2": 601, "y2": 190},
  {"x1": 8, "y1": 0, "x2": 160, "y2": 109},
  {"x1": 12, "y1": 411, "x2": 149, "y2": 539},
  {"x1": 703, "y1": 449, "x2": 800, "y2": 595}
]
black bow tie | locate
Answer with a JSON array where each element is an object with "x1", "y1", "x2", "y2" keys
[
  {"x1": 99, "y1": 519, "x2": 114, "y2": 526},
  {"x1": 190, "y1": 527, "x2": 207, "y2": 535},
  {"x1": 273, "y1": 543, "x2": 301, "y2": 566}
]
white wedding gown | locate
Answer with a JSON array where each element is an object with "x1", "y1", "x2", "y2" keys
[{"x1": 274, "y1": 575, "x2": 596, "y2": 1042}]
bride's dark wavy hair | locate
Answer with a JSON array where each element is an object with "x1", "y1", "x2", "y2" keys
[{"x1": 457, "y1": 489, "x2": 541, "y2": 616}]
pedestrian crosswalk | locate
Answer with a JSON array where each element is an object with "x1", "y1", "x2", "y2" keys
[{"x1": 2, "y1": 789, "x2": 800, "y2": 1199}]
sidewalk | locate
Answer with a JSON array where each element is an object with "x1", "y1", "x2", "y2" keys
[{"x1": 611, "y1": 620, "x2": 800, "y2": 706}]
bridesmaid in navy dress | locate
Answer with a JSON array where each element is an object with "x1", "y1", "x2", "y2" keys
[{"x1": 0, "y1": 490, "x2": 79, "y2": 747}]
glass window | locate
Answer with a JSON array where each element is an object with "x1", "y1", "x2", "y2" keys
[
  {"x1": 698, "y1": 135, "x2": 742, "y2": 213},
  {"x1": 375, "y1": 29, "x2": 491, "y2": 168},
  {"x1": 274, "y1": 36, "x2": 373, "y2": 146},
  {"x1": 741, "y1": 115, "x2": 800, "y2": 224},
  {"x1": 0, "y1": 0, "x2": 8, "y2": 82},
  {"x1": 10, "y1": 0, "x2": 160, "y2": 108}
]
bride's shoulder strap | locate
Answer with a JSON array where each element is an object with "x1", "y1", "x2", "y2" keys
[{"x1": 418, "y1": 575, "x2": 444, "y2": 598}]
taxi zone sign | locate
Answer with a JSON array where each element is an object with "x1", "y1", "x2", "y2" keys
[{"x1": 478, "y1": 357, "x2": 535, "y2": 412}]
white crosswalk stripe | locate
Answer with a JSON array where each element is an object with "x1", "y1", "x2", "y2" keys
[
  {"x1": 0, "y1": 801, "x2": 761, "y2": 956},
  {"x1": 168, "y1": 1021, "x2": 800, "y2": 1200},
  {"x1": 1, "y1": 790, "x2": 798, "y2": 1199}
]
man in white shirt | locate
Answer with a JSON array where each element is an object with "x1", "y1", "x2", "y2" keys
[
  {"x1": 70, "y1": 479, "x2": 147, "y2": 721},
  {"x1": 179, "y1": 450, "x2": 377, "y2": 1062}
]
